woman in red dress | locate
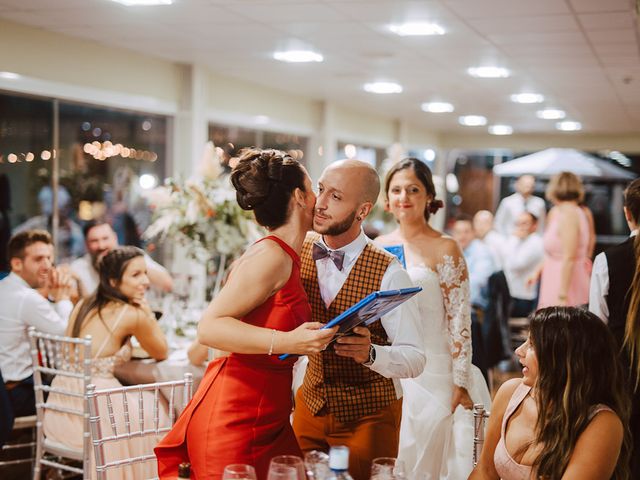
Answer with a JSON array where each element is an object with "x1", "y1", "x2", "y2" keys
[{"x1": 155, "y1": 149, "x2": 337, "y2": 480}]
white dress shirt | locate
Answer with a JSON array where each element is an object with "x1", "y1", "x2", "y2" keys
[
  {"x1": 0, "y1": 272, "x2": 71, "y2": 381},
  {"x1": 503, "y1": 233, "x2": 545, "y2": 300},
  {"x1": 314, "y1": 231, "x2": 425, "y2": 398},
  {"x1": 589, "y1": 230, "x2": 638, "y2": 324},
  {"x1": 494, "y1": 193, "x2": 546, "y2": 235},
  {"x1": 70, "y1": 253, "x2": 164, "y2": 296},
  {"x1": 480, "y1": 230, "x2": 506, "y2": 270}
]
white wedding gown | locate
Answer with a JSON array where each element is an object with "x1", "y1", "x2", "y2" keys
[{"x1": 398, "y1": 255, "x2": 491, "y2": 480}]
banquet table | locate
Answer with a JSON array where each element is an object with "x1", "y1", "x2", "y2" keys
[{"x1": 114, "y1": 338, "x2": 206, "y2": 393}]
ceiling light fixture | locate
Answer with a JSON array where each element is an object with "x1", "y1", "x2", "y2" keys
[
  {"x1": 488, "y1": 125, "x2": 513, "y2": 135},
  {"x1": 467, "y1": 66, "x2": 510, "y2": 78},
  {"x1": 389, "y1": 22, "x2": 445, "y2": 36},
  {"x1": 273, "y1": 50, "x2": 323, "y2": 63},
  {"x1": 511, "y1": 93, "x2": 545, "y2": 104},
  {"x1": 536, "y1": 109, "x2": 566, "y2": 120},
  {"x1": 458, "y1": 115, "x2": 487, "y2": 126},
  {"x1": 421, "y1": 101, "x2": 454, "y2": 113},
  {"x1": 108, "y1": 0, "x2": 172, "y2": 5},
  {"x1": 0, "y1": 71, "x2": 21, "y2": 80},
  {"x1": 556, "y1": 121, "x2": 582, "y2": 131},
  {"x1": 363, "y1": 81, "x2": 403, "y2": 94}
]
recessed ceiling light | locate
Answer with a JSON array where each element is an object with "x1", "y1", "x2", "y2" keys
[
  {"x1": 536, "y1": 109, "x2": 566, "y2": 120},
  {"x1": 488, "y1": 125, "x2": 513, "y2": 135},
  {"x1": 389, "y1": 22, "x2": 445, "y2": 36},
  {"x1": 467, "y1": 66, "x2": 510, "y2": 78},
  {"x1": 363, "y1": 82, "x2": 403, "y2": 94},
  {"x1": 254, "y1": 115, "x2": 269, "y2": 124},
  {"x1": 421, "y1": 102, "x2": 454, "y2": 113},
  {"x1": 273, "y1": 50, "x2": 323, "y2": 63},
  {"x1": 108, "y1": 0, "x2": 172, "y2": 5},
  {"x1": 556, "y1": 121, "x2": 582, "y2": 131},
  {"x1": 0, "y1": 71, "x2": 21, "y2": 80},
  {"x1": 458, "y1": 115, "x2": 487, "y2": 126},
  {"x1": 510, "y1": 93, "x2": 545, "y2": 104}
]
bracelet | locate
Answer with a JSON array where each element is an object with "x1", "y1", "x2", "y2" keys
[{"x1": 268, "y1": 329, "x2": 277, "y2": 356}]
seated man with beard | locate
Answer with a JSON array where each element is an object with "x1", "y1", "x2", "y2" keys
[{"x1": 70, "y1": 220, "x2": 173, "y2": 297}]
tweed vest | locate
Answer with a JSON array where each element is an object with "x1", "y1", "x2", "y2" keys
[{"x1": 300, "y1": 232, "x2": 397, "y2": 423}]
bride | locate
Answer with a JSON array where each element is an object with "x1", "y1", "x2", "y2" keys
[{"x1": 376, "y1": 158, "x2": 491, "y2": 479}]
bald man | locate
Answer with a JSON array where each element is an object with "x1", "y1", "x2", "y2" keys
[
  {"x1": 293, "y1": 160, "x2": 425, "y2": 480},
  {"x1": 494, "y1": 174, "x2": 546, "y2": 235}
]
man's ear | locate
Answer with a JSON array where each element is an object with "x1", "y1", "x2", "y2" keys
[
  {"x1": 10, "y1": 257, "x2": 22, "y2": 273},
  {"x1": 357, "y1": 202, "x2": 373, "y2": 221},
  {"x1": 624, "y1": 206, "x2": 633, "y2": 224}
]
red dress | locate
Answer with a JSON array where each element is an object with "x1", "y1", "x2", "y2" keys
[{"x1": 155, "y1": 237, "x2": 309, "y2": 480}]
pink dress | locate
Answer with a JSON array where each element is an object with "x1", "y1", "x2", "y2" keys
[
  {"x1": 538, "y1": 205, "x2": 591, "y2": 308},
  {"x1": 494, "y1": 382, "x2": 613, "y2": 480}
]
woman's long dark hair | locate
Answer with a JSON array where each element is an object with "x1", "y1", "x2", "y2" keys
[
  {"x1": 529, "y1": 307, "x2": 630, "y2": 479},
  {"x1": 71, "y1": 246, "x2": 144, "y2": 338}
]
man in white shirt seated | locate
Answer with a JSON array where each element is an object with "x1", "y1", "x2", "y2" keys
[
  {"x1": 494, "y1": 174, "x2": 546, "y2": 235},
  {"x1": 503, "y1": 212, "x2": 544, "y2": 317},
  {"x1": 0, "y1": 230, "x2": 73, "y2": 417},
  {"x1": 70, "y1": 220, "x2": 173, "y2": 297},
  {"x1": 473, "y1": 210, "x2": 506, "y2": 270}
]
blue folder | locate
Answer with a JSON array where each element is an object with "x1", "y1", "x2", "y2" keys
[
  {"x1": 383, "y1": 244, "x2": 406, "y2": 268},
  {"x1": 279, "y1": 286, "x2": 422, "y2": 360}
]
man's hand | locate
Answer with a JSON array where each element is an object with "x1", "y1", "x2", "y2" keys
[
  {"x1": 334, "y1": 326, "x2": 372, "y2": 364},
  {"x1": 48, "y1": 267, "x2": 73, "y2": 302}
]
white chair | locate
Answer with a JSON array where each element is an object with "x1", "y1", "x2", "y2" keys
[
  {"x1": 473, "y1": 403, "x2": 490, "y2": 467},
  {"x1": 87, "y1": 373, "x2": 193, "y2": 480},
  {"x1": 29, "y1": 327, "x2": 93, "y2": 479}
]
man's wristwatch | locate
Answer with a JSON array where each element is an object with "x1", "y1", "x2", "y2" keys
[{"x1": 363, "y1": 344, "x2": 376, "y2": 366}]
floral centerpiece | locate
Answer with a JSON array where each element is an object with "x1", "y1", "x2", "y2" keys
[{"x1": 143, "y1": 141, "x2": 263, "y2": 268}]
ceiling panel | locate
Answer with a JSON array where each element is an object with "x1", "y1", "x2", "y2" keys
[{"x1": 0, "y1": 0, "x2": 638, "y2": 134}]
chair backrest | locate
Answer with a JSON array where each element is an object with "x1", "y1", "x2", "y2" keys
[
  {"x1": 29, "y1": 326, "x2": 93, "y2": 475},
  {"x1": 473, "y1": 403, "x2": 490, "y2": 467},
  {"x1": 87, "y1": 373, "x2": 193, "y2": 480}
]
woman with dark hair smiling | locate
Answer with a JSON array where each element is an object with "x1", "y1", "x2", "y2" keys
[
  {"x1": 470, "y1": 306, "x2": 630, "y2": 480},
  {"x1": 43, "y1": 246, "x2": 170, "y2": 479},
  {"x1": 155, "y1": 149, "x2": 337, "y2": 480}
]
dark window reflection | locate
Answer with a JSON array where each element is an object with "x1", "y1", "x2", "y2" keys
[
  {"x1": 0, "y1": 93, "x2": 53, "y2": 270},
  {"x1": 57, "y1": 103, "x2": 167, "y2": 260}
]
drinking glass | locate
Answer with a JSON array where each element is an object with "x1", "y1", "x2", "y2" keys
[
  {"x1": 267, "y1": 464, "x2": 298, "y2": 480},
  {"x1": 222, "y1": 464, "x2": 257, "y2": 480},
  {"x1": 304, "y1": 450, "x2": 330, "y2": 479},
  {"x1": 370, "y1": 457, "x2": 406, "y2": 479},
  {"x1": 269, "y1": 455, "x2": 306, "y2": 480}
]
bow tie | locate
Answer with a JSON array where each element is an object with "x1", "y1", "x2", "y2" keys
[{"x1": 312, "y1": 241, "x2": 345, "y2": 271}]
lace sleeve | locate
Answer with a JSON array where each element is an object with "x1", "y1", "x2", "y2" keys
[{"x1": 436, "y1": 253, "x2": 472, "y2": 389}]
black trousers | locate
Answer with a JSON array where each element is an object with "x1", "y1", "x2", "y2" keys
[{"x1": 6, "y1": 375, "x2": 35, "y2": 418}]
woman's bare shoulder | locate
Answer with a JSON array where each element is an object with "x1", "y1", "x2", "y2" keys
[{"x1": 374, "y1": 230, "x2": 402, "y2": 246}]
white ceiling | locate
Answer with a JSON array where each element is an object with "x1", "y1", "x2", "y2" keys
[{"x1": 1, "y1": 0, "x2": 640, "y2": 134}]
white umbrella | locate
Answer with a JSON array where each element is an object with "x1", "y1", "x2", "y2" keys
[{"x1": 493, "y1": 148, "x2": 636, "y2": 181}]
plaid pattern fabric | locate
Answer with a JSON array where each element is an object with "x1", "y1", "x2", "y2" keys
[{"x1": 300, "y1": 232, "x2": 397, "y2": 423}]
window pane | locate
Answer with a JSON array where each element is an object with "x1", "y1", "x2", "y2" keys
[
  {"x1": 58, "y1": 102, "x2": 168, "y2": 262},
  {"x1": 0, "y1": 93, "x2": 53, "y2": 271}
]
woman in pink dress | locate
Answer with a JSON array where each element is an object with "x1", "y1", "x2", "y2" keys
[
  {"x1": 535, "y1": 172, "x2": 592, "y2": 307},
  {"x1": 469, "y1": 307, "x2": 630, "y2": 480}
]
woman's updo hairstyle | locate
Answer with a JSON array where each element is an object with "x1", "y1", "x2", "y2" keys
[
  {"x1": 230, "y1": 148, "x2": 307, "y2": 229},
  {"x1": 384, "y1": 157, "x2": 443, "y2": 221}
]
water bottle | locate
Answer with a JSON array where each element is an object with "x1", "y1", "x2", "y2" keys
[
  {"x1": 326, "y1": 446, "x2": 353, "y2": 480},
  {"x1": 177, "y1": 462, "x2": 191, "y2": 479}
]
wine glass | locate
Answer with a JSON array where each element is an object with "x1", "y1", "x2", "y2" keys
[
  {"x1": 222, "y1": 464, "x2": 257, "y2": 480},
  {"x1": 269, "y1": 455, "x2": 306, "y2": 480},
  {"x1": 370, "y1": 457, "x2": 406, "y2": 479},
  {"x1": 304, "y1": 450, "x2": 330, "y2": 479},
  {"x1": 266, "y1": 464, "x2": 298, "y2": 480}
]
